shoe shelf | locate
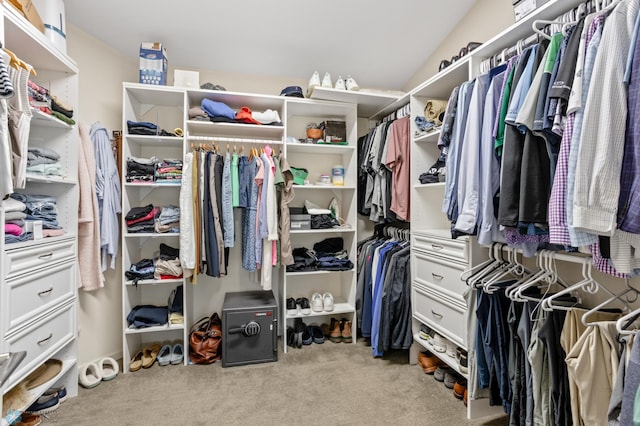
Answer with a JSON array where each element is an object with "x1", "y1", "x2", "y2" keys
[
  {"x1": 124, "y1": 279, "x2": 184, "y2": 286},
  {"x1": 290, "y1": 228, "x2": 355, "y2": 234},
  {"x1": 414, "y1": 183, "x2": 446, "y2": 189},
  {"x1": 125, "y1": 135, "x2": 184, "y2": 147},
  {"x1": 186, "y1": 120, "x2": 285, "y2": 139},
  {"x1": 414, "y1": 129, "x2": 441, "y2": 144},
  {"x1": 286, "y1": 303, "x2": 355, "y2": 319},
  {"x1": 286, "y1": 143, "x2": 356, "y2": 155},
  {"x1": 124, "y1": 323, "x2": 184, "y2": 335},
  {"x1": 414, "y1": 332, "x2": 467, "y2": 379},
  {"x1": 24, "y1": 174, "x2": 77, "y2": 185}
]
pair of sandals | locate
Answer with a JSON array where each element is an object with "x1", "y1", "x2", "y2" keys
[
  {"x1": 439, "y1": 41, "x2": 483, "y2": 72},
  {"x1": 78, "y1": 357, "x2": 119, "y2": 388},
  {"x1": 157, "y1": 342, "x2": 184, "y2": 366}
]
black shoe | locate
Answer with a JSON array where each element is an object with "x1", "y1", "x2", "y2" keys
[
  {"x1": 309, "y1": 325, "x2": 324, "y2": 344},
  {"x1": 286, "y1": 326, "x2": 295, "y2": 347},
  {"x1": 294, "y1": 318, "x2": 305, "y2": 348},
  {"x1": 298, "y1": 297, "x2": 311, "y2": 315},
  {"x1": 286, "y1": 297, "x2": 298, "y2": 316},
  {"x1": 301, "y1": 323, "x2": 313, "y2": 345}
]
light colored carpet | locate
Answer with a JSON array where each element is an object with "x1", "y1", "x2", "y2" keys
[{"x1": 45, "y1": 340, "x2": 508, "y2": 425}]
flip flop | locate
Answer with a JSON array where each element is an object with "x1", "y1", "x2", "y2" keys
[
  {"x1": 142, "y1": 344, "x2": 162, "y2": 369},
  {"x1": 129, "y1": 351, "x2": 144, "y2": 372},
  {"x1": 157, "y1": 344, "x2": 172, "y2": 366}
]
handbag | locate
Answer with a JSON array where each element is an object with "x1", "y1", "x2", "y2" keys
[{"x1": 189, "y1": 312, "x2": 222, "y2": 364}]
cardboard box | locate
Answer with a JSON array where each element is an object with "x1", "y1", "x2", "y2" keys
[
  {"x1": 173, "y1": 69, "x2": 199, "y2": 88},
  {"x1": 8, "y1": 0, "x2": 45, "y2": 33},
  {"x1": 139, "y1": 42, "x2": 168, "y2": 86}
]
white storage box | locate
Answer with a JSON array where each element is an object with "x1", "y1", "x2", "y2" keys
[
  {"x1": 173, "y1": 70, "x2": 199, "y2": 89},
  {"x1": 32, "y1": 0, "x2": 66, "y2": 52}
]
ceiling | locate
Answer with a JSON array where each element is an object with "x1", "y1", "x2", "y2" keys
[{"x1": 63, "y1": 0, "x2": 477, "y2": 91}]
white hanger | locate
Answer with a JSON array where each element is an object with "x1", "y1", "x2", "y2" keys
[
  {"x1": 581, "y1": 278, "x2": 640, "y2": 326},
  {"x1": 541, "y1": 257, "x2": 596, "y2": 311},
  {"x1": 532, "y1": 20, "x2": 563, "y2": 40},
  {"x1": 484, "y1": 247, "x2": 531, "y2": 294},
  {"x1": 616, "y1": 305, "x2": 640, "y2": 335}
]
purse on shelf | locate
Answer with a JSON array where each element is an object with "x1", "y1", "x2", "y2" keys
[{"x1": 189, "y1": 312, "x2": 222, "y2": 364}]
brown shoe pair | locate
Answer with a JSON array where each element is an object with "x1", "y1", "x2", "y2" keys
[
  {"x1": 453, "y1": 378, "x2": 467, "y2": 400},
  {"x1": 328, "y1": 318, "x2": 352, "y2": 343},
  {"x1": 418, "y1": 351, "x2": 442, "y2": 374}
]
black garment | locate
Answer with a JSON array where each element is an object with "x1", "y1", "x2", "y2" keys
[
  {"x1": 508, "y1": 301, "x2": 526, "y2": 426},
  {"x1": 517, "y1": 302, "x2": 535, "y2": 426},
  {"x1": 213, "y1": 154, "x2": 228, "y2": 273},
  {"x1": 51, "y1": 98, "x2": 73, "y2": 118},
  {"x1": 549, "y1": 18, "x2": 585, "y2": 104},
  {"x1": 314, "y1": 237, "x2": 343, "y2": 254},
  {"x1": 379, "y1": 246, "x2": 412, "y2": 351},
  {"x1": 498, "y1": 43, "x2": 546, "y2": 227},
  {"x1": 125, "y1": 204, "x2": 153, "y2": 221},
  {"x1": 203, "y1": 152, "x2": 220, "y2": 277},
  {"x1": 128, "y1": 127, "x2": 157, "y2": 135},
  {"x1": 357, "y1": 134, "x2": 370, "y2": 216},
  {"x1": 537, "y1": 309, "x2": 572, "y2": 426},
  {"x1": 126, "y1": 305, "x2": 168, "y2": 328},
  {"x1": 438, "y1": 85, "x2": 460, "y2": 149},
  {"x1": 159, "y1": 243, "x2": 179, "y2": 260}
]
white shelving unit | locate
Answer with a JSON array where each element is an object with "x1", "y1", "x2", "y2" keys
[
  {"x1": 281, "y1": 98, "x2": 358, "y2": 353},
  {"x1": 0, "y1": 3, "x2": 79, "y2": 423},
  {"x1": 121, "y1": 83, "x2": 187, "y2": 373}
]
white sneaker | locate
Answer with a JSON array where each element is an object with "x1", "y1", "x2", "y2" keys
[
  {"x1": 310, "y1": 292, "x2": 324, "y2": 313},
  {"x1": 446, "y1": 342, "x2": 457, "y2": 358},
  {"x1": 432, "y1": 334, "x2": 447, "y2": 353},
  {"x1": 323, "y1": 292, "x2": 335, "y2": 312},
  {"x1": 321, "y1": 72, "x2": 333, "y2": 88},
  {"x1": 346, "y1": 75, "x2": 359, "y2": 91},
  {"x1": 335, "y1": 76, "x2": 346, "y2": 90},
  {"x1": 307, "y1": 70, "x2": 321, "y2": 96}
]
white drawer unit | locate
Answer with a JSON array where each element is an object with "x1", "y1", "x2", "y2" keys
[
  {"x1": 4, "y1": 301, "x2": 76, "y2": 388},
  {"x1": 4, "y1": 259, "x2": 76, "y2": 334},
  {"x1": 413, "y1": 231, "x2": 467, "y2": 263},
  {"x1": 413, "y1": 250, "x2": 467, "y2": 300},
  {"x1": 412, "y1": 280, "x2": 467, "y2": 349},
  {"x1": 4, "y1": 238, "x2": 75, "y2": 280}
]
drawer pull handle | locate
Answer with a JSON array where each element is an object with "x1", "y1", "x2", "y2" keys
[
  {"x1": 431, "y1": 244, "x2": 444, "y2": 251},
  {"x1": 37, "y1": 333, "x2": 53, "y2": 345},
  {"x1": 431, "y1": 310, "x2": 444, "y2": 319},
  {"x1": 432, "y1": 273, "x2": 444, "y2": 280},
  {"x1": 38, "y1": 287, "x2": 54, "y2": 297},
  {"x1": 38, "y1": 253, "x2": 54, "y2": 260}
]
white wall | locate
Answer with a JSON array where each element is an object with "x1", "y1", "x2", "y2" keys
[{"x1": 404, "y1": 0, "x2": 514, "y2": 91}]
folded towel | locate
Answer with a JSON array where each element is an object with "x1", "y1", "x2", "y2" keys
[{"x1": 424, "y1": 99, "x2": 448, "y2": 125}]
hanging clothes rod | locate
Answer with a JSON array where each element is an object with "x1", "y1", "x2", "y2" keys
[
  {"x1": 495, "y1": 244, "x2": 592, "y2": 265},
  {"x1": 187, "y1": 135, "x2": 284, "y2": 144}
]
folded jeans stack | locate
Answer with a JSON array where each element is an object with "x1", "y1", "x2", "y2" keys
[
  {"x1": 9, "y1": 193, "x2": 62, "y2": 240},
  {"x1": 155, "y1": 205, "x2": 180, "y2": 234}
]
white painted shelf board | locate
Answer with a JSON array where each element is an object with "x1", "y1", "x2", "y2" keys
[
  {"x1": 414, "y1": 129, "x2": 442, "y2": 143},
  {"x1": 125, "y1": 135, "x2": 184, "y2": 146},
  {"x1": 124, "y1": 83, "x2": 185, "y2": 106},
  {"x1": 286, "y1": 143, "x2": 355, "y2": 155},
  {"x1": 30, "y1": 109, "x2": 73, "y2": 129},
  {"x1": 125, "y1": 323, "x2": 184, "y2": 334},
  {"x1": 186, "y1": 120, "x2": 284, "y2": 139},
  {"x1": 310, "y1": 86, "x2": 401, "y2": 117},
  {"x1": 25, "y1": 174, "x2": 77, "y2": 185},
  {"x1": 286, "y1": 302, "x2": 354, "y2": 319}
]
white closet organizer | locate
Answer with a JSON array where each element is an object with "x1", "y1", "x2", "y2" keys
[
  {"x1": 0, "y1": 4, "x2": 79, "y2": 423},
  {"x1": 121, "y1": 84, "x2": 187, "y2": 373},
  {"x1": 282, "y1": 99, "x2": 358, "y2": 353}
]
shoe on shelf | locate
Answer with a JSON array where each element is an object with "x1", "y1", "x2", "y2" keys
[
  {"x1": 335, "y1": 75, "x2": 346, "y2": 90},
  {"x1": 157, "y1": 344, "x2": 172, "y2": 366},
  {"x1": 286, "y1": 297, "x2": 299, "y2": 316},
  {"x1": 444, "y1": 371, "x2": 458, "y2": 389},
  {"x1": 171, "y1": 343, "x2": 184, "y2": 365},
  {"x1": 346, "y1": 75, "x2": 359, "y2": 91},
  {"x1": 78, "y1": 362, "x2": 102, "y2": 388},
  {"x1": 142, "y1": 344, "x2": 162, "y2": 369},
  {"x1": 301, "y1": 322, "x2": 313, "y2": 346},
  {"x1": 341, "y1": 318, "x2": 353, "y2": 343},
  {"x1": 323, "y1": 292, "x2": 334, "y2": 312},
  {"x1": 294, "y1": 318, "x2": 305, "y2": 348},
  {"x1": 297, "y1": 297, "x2": 311, "y2": 315},
  {"x1": 418, "y1": 351, "x2": 442, "y2": 374},
  {"x1": 321, "y1": 72, "x2": 333, "y2": 88},
  {"x1": 321, "y1": 323, "x2": 330, "y2": 337},
  {"x1": 99, "y1": 357, "x2": 119, "y2": 380},
  {"x1": 129, "y1": 350, "x2": 144, "y2": 372},
  {"x1": 310, "y1": 292, "x2": 324, "y2": 312},
  {"x1": 446, "y1": 342, "x2": 457, "y2": 358},
  {"x1": 25, "y1": 393, "x2": 59, "y2": 415},
  {"x1": 419, "y1": 324, "x2": 434, "y2": 341},
  {"x1": 434, "y1": 365, "x2": 450, "y2": 382},
  {"x1": 15, "y1": 413, "x2": 41, "y2": 426},
  {"x1": 307, "y1": 70, "x2": 321, "y2": 96},
  {"x1": 431, "y1": 334, "x2": 447, "y2": 353},
  {"x1": 329, "y1": 318, "x2": 342, "y2": 343},
  {"x1": 43, "y1": 385, "x2": 67, "y2": 403},
  {"x1": 286, "y1": 326, "x2": 295, "y2": 347},
  {"x1": 453, "y1": 379, "x2": 467, "y2": 400},
  {"x1": 309, "y1": 324, "x2": 325, "y2": 344},
  {"x1": 458, "y1": 350, "x2": 468, "y2": 374}
]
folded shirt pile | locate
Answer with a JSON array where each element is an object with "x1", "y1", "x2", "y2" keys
[
  {"x1": 155, "y1": 158, "x2": 182, "y2": 184},
  {"x1": 127, "y1": 120, "x2": 158, "y2": 136},
  {"x1": 286, "y1": 237, "x2": 354, "y2": 273},
  {"x1": 125, "y1": 257, "x2": 155, "y2": 283},
  {"x1": 26, "y1": 146, "x2": 62, "y2": 177},
  {"x1": 125, "y1": 204, "x2": 159, "y2": 234},
  {"x1": 28, "y1": 80, "x2": 76, "y2": 125},
  {"x1": 126, "y1": 156, "x2": 156, "y2": 183},
  {"x1": 3, "y1": 197, "x2": 30, "y2": 244},
  {"x1": 155, "y1": 243, "x2": 182, "y2": 279},
  {"x1": 5, "y1": 193, "x2": 65, "y2": 243},
  {"x1": 155, "y1": 205, "x2": 180, "y2": 234}
]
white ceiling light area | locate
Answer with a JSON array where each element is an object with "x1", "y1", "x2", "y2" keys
[{"x1": 63, "y1": 0, "x2": 477, "y2": 91}]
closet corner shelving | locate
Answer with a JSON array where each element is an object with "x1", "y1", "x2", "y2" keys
[
  {"x1": 1, "y1": 3, "x2": 79, "y2": 424},
  {"x1": 281, "y1": 98, "x2": 358, "y2": 353},
  {"x1": 406, "y1": 0, "x2": 586, "y2": 420},
  {"x1": 121, "y1": 83, "x2": 187, "y2": 373}
]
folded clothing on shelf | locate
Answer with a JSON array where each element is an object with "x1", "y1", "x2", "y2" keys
[
  {"x1": 126, "y1": 305, "x2": 168, "y2": 328},
  {"x1": 127, "y1": 120, "x2": 158, "y2": 135},
  {"x1": 286, "y1": 237, "x2": 354, "y2": 273}
]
